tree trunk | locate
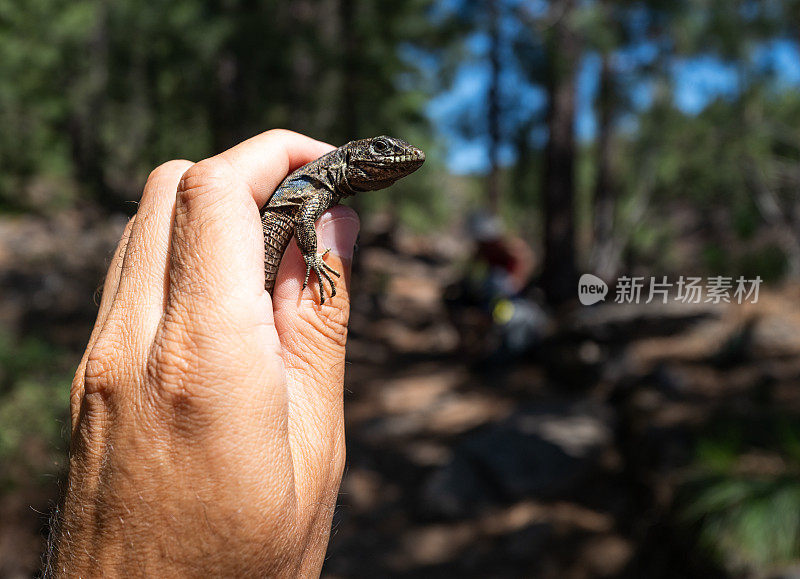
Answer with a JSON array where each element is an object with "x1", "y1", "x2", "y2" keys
[
  {"x1": 338, "y1": 0, "x2": 371, "y2": 263},
  {"x1": 68, "y1": 0, "x2": 111, "y2": 208},
  {"x1": 339, "y1": 0, "x2": 360, "y2": 142},
  {"x1": 210, "y1": 50, "x2": 240, "y2": 153},
  {"x1": 288, "y1": 0, "x2": 316, "y2": 135},
  {"x1": 590, "y1": 53, "x2": 619, "y2": 280},
  {"x1": 541, "y1": 0, "x2": 579, "y2": 306}
]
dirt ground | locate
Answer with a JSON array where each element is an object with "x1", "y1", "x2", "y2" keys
[{"x1": 2, "y1": 210, "x2": 800, "y2": 578}]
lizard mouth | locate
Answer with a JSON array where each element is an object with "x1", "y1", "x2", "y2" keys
[
  {"x1": 359, "y1": 148, "x2": 426, "y2": 169},
  {"x1": 393, "y1": 151, "x2": 426, "y2": 164},
  {"x1": 360, "y1": 154, "x2": 425, "y2": 167},
  {"x1": 395, "y1": 148, "x2": 426, "y2": 167},
  {"x1": 349, "y1": 146, "x2": 426, "y2": 190},
  {"x1": 397, "y1": 157, "x2": 425, "y2": 172},
  {"x1": 384, "y1": 154, "x2": 426, "y2": 173}
]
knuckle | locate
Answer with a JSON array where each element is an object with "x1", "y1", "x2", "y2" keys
[
  {"x1": 265, "y1": 128, "x2": 294, "y2": 140},
  {"x1": 176, "y1": 158, "x2": 233, "y2": 208},
  {"x1": 146, "y1": 322, "x2": 221, "y2": 411},
  {"x1": 146, "y1": 159, "x2": 193, "y2": 190},
  {"x1": 82, "y1": 338, "x2": 123, "y2": 397},
  {"x1": 146, "y1": 327, "x2": 193, "y2": 402},
  {"x1": 146, "y1": 357, "x2": 191, "y2": 407}
]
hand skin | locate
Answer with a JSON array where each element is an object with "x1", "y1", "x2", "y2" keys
[{"x1": 49, "y1": 130, "x2": 360, "y2": 577}]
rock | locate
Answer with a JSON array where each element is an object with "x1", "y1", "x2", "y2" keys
[{"x1": 422, "y1": 400, "x2": 614, "y2": 517}]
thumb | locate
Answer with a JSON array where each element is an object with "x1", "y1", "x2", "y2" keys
[
  {"x1": 272, "y1": 205, "x2": 358, "y2": 503},
  {"x1": 272, "y1": 204, "x2": 359, "y2": 432}
]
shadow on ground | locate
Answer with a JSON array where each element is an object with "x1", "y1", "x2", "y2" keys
[{"x1": 2, "y1": 213, "x2": 800, "y2": 577}]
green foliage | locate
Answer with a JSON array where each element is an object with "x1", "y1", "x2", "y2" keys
[
  {"x1": 0, "y1": 331, "x2": 71, "y2": 489},
  {"x1": 609, "y1": 84, "x2": 800, "y2": 274},
  {"x1": 1, "y1": 0, "x2": 800, "y2": 275},
  {"x1": 684, "y1": 475, "x2": 800, "y2": 570},
  {"x1": 680, "y1": 418, "x2": 800, "y2": 572},
  {"x1": 0, "y1": 0, "x2": 437, "y2": 215},
  {"x1": 735, "y1": 244, "x2": 787, "y2": 281}
]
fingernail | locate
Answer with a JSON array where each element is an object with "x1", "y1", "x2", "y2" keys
[{"x1": 320, "y1": 215, "x2": 360, "y2": 260}]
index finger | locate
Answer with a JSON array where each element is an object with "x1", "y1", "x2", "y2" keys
[
  {"x1": 169, "y1": 130, "x2": 334, "y2": 307},
  {"x1": 216, "y1": 129, "x2": 335, "y2": 207}
]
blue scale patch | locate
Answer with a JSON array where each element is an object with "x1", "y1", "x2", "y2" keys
[{"x1": 270, "y1": 176, "x2": 314, "y2": 203}]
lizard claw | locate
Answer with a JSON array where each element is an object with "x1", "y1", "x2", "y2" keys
[
  {"x1": 302, "y1": 251, "x2": 341, "y2": 304},
  {"x1": 321, "y1": 249, "x2": 341, "y2": 278}
]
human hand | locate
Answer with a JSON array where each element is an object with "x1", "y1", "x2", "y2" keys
[{"x1": 51, "y1": 130, "x2": 359, "y2": 577}]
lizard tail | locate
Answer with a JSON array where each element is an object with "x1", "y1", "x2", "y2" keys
[{"x1": 261, "y1": 209, "x2": 296, "y2": 295}]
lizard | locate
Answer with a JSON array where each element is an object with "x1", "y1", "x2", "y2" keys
[{"x1": 261, "y1": 135, "x2": 425, "y2": 304}]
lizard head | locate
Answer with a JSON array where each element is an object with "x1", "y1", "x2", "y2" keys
[{"x1": 343, "y1": 136, "x2": 425, "y2": 192}]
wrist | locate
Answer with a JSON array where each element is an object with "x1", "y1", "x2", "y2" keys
[{"x1": 49, "y1": 458, "x2": 327, "y2": 577}]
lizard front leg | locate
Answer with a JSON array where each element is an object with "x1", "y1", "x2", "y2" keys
[{"x1": 294, "y1": 195, "x2": 341, "y2": 304}]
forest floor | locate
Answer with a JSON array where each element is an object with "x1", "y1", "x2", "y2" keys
[{"x1": 2, "y1": 208, "x2": 800, "y2": 578}]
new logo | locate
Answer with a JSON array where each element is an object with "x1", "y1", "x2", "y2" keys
[{"x1": 578, "y1": 274, "x2": 608, "y2": 305}]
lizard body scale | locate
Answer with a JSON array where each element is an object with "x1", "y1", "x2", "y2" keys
[{"x1": 260, "y1": 136, "x2": 425, "y2": 303}]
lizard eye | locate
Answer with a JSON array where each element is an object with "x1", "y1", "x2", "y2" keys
[{"x1": 372, "y1": 139, "x2": 389, "y2": 153}]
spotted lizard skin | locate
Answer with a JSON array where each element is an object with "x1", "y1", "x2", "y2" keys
[{"x1": 260, "y1": 136, "x2": 425, "y2": 304}]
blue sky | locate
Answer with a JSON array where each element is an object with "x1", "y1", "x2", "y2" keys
[{"x1": 428, "y1": 38, "x2": 800, "y2": 174}]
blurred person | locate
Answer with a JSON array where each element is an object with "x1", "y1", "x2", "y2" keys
[
  {"x1": 47, "y1": 130, "x2": 357, "y2": 577},
  {"x1": 468, "y1": 211, "x2": 534, "y2": 298},
  {"x1": 445, "y1": 211, "x2": 547, "y2": 364}
]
